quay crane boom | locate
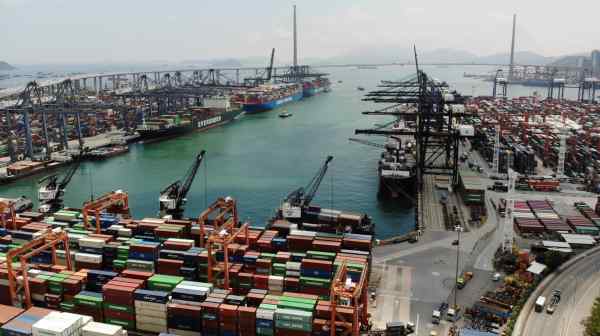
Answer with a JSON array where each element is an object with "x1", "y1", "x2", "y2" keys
[
  {"x1": 159, "y1": 150, "x2": 206, "y2": 219},
  {"x1": 285, "y1": 155, "x2": 333, "y2": 209},
  {"x1": 38, "y1": 152, "x2": 83, "y2": 213}
]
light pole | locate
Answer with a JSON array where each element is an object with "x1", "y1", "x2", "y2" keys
[{"x1": 453, "y1": 224, "x2": 463, "y2": 311}]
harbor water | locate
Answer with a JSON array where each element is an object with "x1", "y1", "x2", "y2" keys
[{"x1": 0, "y1": 65, "x2": 584, "y2": 238}]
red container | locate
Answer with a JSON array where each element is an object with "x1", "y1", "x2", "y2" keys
[
  {"x1": 253, "y1": 275, "x2": 268, "y2": 289},
  {"x1": 312, "y1": 240, "x2": 341, "y2": 253},
  {"x1": 120, "y1": 270, "x2": 153, "y2": 281},
  {"x1": 287, "y1": 235, "x2": 314, "y2": 251},
  {"x1": 301, "y1": 259, "x2": 333, "y2": 272},
  {"x1": 163, "y1": 240, "x2": 193, "y2": 251},
  {"x1": 157, "y1": 258, "x2": 184, "y2": 275},
  {"x1": 104, "y1": 309, "x2": 134, "y2": 321}
]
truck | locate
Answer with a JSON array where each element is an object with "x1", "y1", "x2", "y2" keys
[
  {"x1": 457, "y1": 271, "x2": 473, "y2": 289},
  {"x1": 446, "y1": 306, "x2": 460, "y2": 322},
  {"x1": 535, "y1": 296, "x2": 546, "y2": 313},
  {"x1": 432, "y1": 310, "x2": 441, "y2": 324},
  {"x1": 432, "y1": 302, "x2": 448, "y2": 324},
  {"x1": 546, "y1": 289, "x2": 561, "y2": 314}
]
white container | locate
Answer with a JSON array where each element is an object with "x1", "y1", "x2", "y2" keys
[{"x1": 82, "y1": 322, "x2": 123, "y2": 336}]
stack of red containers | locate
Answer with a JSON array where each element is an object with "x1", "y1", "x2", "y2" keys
[
  {"x1": 219, "y1": 304, "x2": 238, "y2": 336},
  {"x1": 238, "y1": 306, "x2": 257, "y2": 336},
  {"x1": 200, "y1": 302, "x2": 220, "y2": 335},
  {"x1": 257, "y1": 231, "x2": 278, "y2": 252},
  {"x1": 287, "y1": 235, "x2": 313, "y2": 251},
  {"x1": 235, "y1": 229, "x2": 263, "y2": 249},
  {"x1": 157, "y1": 258, "x2": 184, "y2": 276},
  {"x1": 102, "y1": 276, "x2": 143, "y2": 330},
  {"x1": 312, "y1": 239, "x2": 341, "y2": 253}
]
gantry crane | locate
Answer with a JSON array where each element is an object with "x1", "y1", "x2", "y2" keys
[
  {"x1": 0, "y1": 200, "x2": 17, "y2": 229},
  {"x1": 0, "y1": 228, "x2": 72, "y2": 308},
  {"x1": 197, "y1": 197, "x2": 239, "y2": 248},
  {"x1": 82, "y1": 191, "x2": 130, "y2": 233},
  {"x1": 38, "y1": 152, "x2": 84, "y2": 213},
  {"x1": 159, "y1": 150, "x2": 206, "y2": 219},
  {"x1": 197, "y1": 197, "x2": 248, "y2": 289},
  {"x1": 330, "y1": 259, "x2": 369, "y2": 336}
]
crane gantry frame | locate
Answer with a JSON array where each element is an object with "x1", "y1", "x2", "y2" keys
[
  {"x1": 82, "y1": 191, "x2": 130, "y2": 233},
  {"x1": 0, "y1": 228, "x2": 72, "y2": 308},
  {"x1": 197, "y1": 197, "x2": 248, "y2": 289}
]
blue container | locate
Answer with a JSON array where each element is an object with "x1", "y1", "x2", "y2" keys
[{"x1": 134, "y1": 289, "x2": 170, "y2": 304}]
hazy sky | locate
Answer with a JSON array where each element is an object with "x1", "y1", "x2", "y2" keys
[{"x1": 1, "y1": 0, "x2": 598, "y2": 64}]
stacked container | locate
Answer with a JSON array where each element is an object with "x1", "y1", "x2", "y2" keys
[
  {"x1": 32, "y1": 312, "x2": 92, "y2": 336},
  {"x1": 167, "y1": 281, "x2": 212, "y2": 335},
  {"x1": 1, "y1": 307, "x2": 54, "y2": 336},
  {"x1": 566, "y1": 216, "x2": 599, "y2": 235},
  {"x1": 134, "y1": 289, "x2": 169, "y2": 333},
  {"x1": 256, "y1": 303, "x2": 276, "y2": 336},
  {"x1": 102, "y1": 277, "x2": 143, "y2": 330},
  {"x1": 74, "y1": 291, "x2": 104, "y2": 322},
  {"x1": 81, "y1": 322, "x2": 124, "y2": 336}
]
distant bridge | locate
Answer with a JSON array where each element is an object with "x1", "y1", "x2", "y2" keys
[{"x1": 0, "y1": 62, "x2": 585, "y2": 101}]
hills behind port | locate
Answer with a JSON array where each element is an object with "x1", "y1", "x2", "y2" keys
[
  {"x1": 0, "y1": 61, "x2": 16, "y2": 71},
  {"x1": 167, "y1": 47, "x2": 592, "y2": 68}
]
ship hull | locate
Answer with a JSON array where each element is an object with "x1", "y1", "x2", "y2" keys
[
  {"x1": 138, "y1": 109, "x2": 243, "y2": 141},
  {"x1": 243, "y1": 92, "x2": 303, "y2": 114},
  {"x1": 303, "y1": 84, "x2": 331, "y2": 97},
  {"x1": 378, "y1": 174, "x2": 416, "y2": 200}
]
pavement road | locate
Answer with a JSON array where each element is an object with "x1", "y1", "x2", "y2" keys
[{"x1": 520, "y1": 250, "x2": 600, "y2": 336}]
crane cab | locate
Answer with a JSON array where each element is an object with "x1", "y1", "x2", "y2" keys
[
  {"x1": 38, "y1": 186, "x2": 58, "y2": 202},
  {"x1": 159, "y1": 195, "x2": 177, "y2": 211}
]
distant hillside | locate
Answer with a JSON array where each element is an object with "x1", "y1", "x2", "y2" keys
[
  {"x1": 0, "y1": 61, "x2": 15, "y2": 71},
  {"x1": 475, "y1": 51, "x2": 556, "y2": 65},
  {"x1": 320, "y1": 47, "x2": 557, "y2": 66}
]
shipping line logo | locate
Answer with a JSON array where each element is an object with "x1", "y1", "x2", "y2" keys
[{"x1": 198, "y1": 116, "x2": 222, "y2": 128}]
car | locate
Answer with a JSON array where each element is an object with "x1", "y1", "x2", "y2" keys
[
  {"x1": 452, "y1": 239, "x2": 459, "y2": 246},
  {"x1": 493, "y1": 273, "x2": 501, "y2": 281}
]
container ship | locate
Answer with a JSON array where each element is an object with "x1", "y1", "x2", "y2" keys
[
  {"x1": 378, "y1": 123, "x2": 417, "y2": 199},
  {"x1": 137, "y1": 96, "x2": 243, "y2": 141},
  {"x1": 0, "y1": 192, "x2": 375, "y2": 336},
  {"x1": 302, "y1": 77, "x2": 331, "y2": 97},
  {"x1": 240, "y1": 83, "x2": 302, "y2": 114}
]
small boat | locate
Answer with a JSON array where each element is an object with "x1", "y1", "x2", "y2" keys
[
  {"x1": 279, "y1": 111, "x2": 292, "y2": 118},
  {"x1": 357, "y1": 86, "x2": 365, "y2": 91}
]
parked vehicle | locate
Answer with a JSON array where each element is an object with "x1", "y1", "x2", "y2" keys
[{"x1": 535, "y1": 296, "x2": 546, "y2": 313}]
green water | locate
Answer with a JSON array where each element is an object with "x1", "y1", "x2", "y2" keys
[{"x1": 0, "y1": 65, "x2": 583, "y2": 238}]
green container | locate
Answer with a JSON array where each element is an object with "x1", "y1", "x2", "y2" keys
[
  {"x1": 104, "y1": 303, "x2": 134, "y2": 313},
  {"x1": 279, "y1": 296, "x2": 317, "y2": 306},
  {"x1": 258, "y1": 303, "x2": 278, "y2": 310},
  {"x1": 274, "y1": 319, "x2": 312, "y2": 332},
  {"x1": 300, "y1": 276, "x2": 331, "y2": 288},
  {"x1": 114, "y1": 258, "x2": 127, "y2": 266},
  {"x1": 256, "y1": 327, "x2": 274, "y2": 336},
  {"x1": 105, "y1": 318, "x2": 135, "y2": 330},
  {"x1": 307, "y1": 250, "x2": 336, "y2": 261},
  {"x1": 75, "y1": 294, "x2": 103, "y2": 309},
  {"x1": 277, "y1": 301, "x2": 314, "y2": 312},
  {"x1": 260, "y1": 253, "x2": 277, "y2": 261},
  {"x1": 148, "y1": 274, "x2": 184, "y2": 291},
  {"x1": 59, "y1": 301, "x2": 76, "y2": 312},
  {"x1": 273, "y1": 263, "x2": 286, "y2": 276},
  {"x1": 48, "y1": 283, "x2": 63, "y2": 295},
  {"x1": 291, "y1": 252, "x2": 306, "y2": 260}
]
